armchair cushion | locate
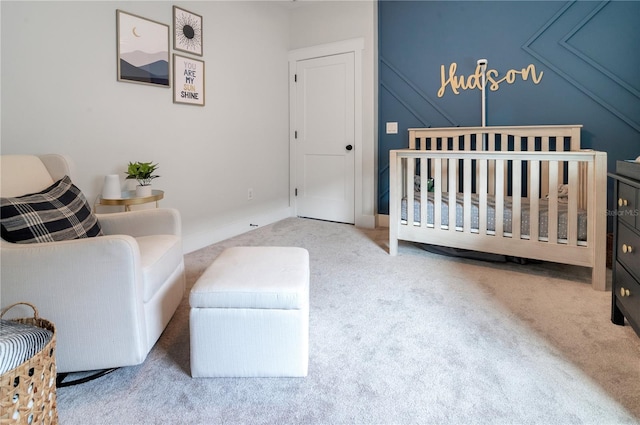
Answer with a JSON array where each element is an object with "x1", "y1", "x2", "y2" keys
[
  {"x1": 137, "y1": 235, "x2": 183, "y2": 302},
  {"x1": 1, "y1": 175, "x2": 103, "y2": 244}
]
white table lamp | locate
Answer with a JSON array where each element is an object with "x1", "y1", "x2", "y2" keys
[{"x1": 102, "y1": 174, "x2": 121, "y2": 199}]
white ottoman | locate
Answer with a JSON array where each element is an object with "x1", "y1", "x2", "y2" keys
[{"x1": 189, "y1": 246, "x2": 309, "y2": 377}]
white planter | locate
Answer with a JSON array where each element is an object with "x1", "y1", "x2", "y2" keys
[{"x1": 135, "y1": 185, "x2": 152, "y2": 197}]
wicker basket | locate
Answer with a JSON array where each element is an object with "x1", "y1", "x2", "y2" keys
[{"x1": 0, "y1": 303, "x2": 58, "y2": 425}]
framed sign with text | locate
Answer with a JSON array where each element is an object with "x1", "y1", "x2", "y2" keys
[{"x1": 173, "y1": 54, "x2": 205, "y2": 106}]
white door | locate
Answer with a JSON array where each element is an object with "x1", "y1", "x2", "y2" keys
[{"x1": 294, "y1": 52, "x2": 355, "y2": 224}]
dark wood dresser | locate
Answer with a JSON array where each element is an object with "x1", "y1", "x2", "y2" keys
[{"x1": 610, "y1": 161, "x2": 640, "y2": 338}]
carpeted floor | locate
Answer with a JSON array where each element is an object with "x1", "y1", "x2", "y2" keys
[{"x1": 57, "y1": 217, "x2": 640, "y2": 424}]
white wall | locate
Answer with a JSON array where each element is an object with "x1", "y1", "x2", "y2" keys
[
  {"x1": 1, "y1": 1, "x2": 292, "y2": 252},
  {"x1": 0, "y1": 1, "x2": 378, "y2": 252}
]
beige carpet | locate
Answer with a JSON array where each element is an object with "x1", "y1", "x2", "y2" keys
[{"x1": 57, "y1": 217, "x2": 640, "y2": 424}]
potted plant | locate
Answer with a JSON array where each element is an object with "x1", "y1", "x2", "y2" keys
[{"x1": 125, "y1": 161, "x2": 159, "y2": 197}]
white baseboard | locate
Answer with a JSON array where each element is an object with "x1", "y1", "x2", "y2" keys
[
  {"x1": 356, "y1": 214, "x2": 376, "y2": 229},
  {"x1": 182, "y1": 206, "x2": 294, "y2": 254},
  {"x1": 183, "y1": 210, "x2": 387, "y2": 253},
  {"x1": 377, "y1": 214, "x2": 389, "y2": 228}
]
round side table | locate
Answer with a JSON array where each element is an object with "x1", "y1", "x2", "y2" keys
[{"x1": 96, "y1": 190, "x2": 164, "y2": 212}]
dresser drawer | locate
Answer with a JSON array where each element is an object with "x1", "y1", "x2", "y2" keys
[
  {"x1": 617, "y1": 221, "x2": 640, "y2": 280},
  {"x1": 615, "y1": 262, "x2": 640, "y2": 326},
  {"x1": 617, "y1": 182, "x2": 638, "y2": 229}
]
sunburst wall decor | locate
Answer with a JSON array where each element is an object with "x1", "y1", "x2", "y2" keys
[{"x1": 173, "y1": 6, "x2": 202, "y2": 56}]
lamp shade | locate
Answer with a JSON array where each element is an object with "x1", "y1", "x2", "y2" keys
[{"x1": 102, "y1": 174, "x2": 121, "y2": 199}]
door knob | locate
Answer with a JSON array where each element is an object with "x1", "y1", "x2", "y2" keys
[{"x1": 346, "y1": 145, "x2": 353, "y2": 151}]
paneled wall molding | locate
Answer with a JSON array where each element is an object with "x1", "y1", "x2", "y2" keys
[
  {"x1": 379, "y1": 81, "x2": 430, "y2": 127},
  {"x1": 378, "y1": 0, "x2": 638, "y2": 216},
  {"x1": 522, "y1": 0, "x2": 640, "y2": 133},
  {"x1": 380, "y1": 56, "x2": 458, "y2": 126},
  {"x1": 560, "y1": 2, "x2": 640, "y2": 101}
]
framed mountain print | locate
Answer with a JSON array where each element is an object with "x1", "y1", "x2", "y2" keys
[
  {"x1": 173, "y1": 6, "x2": 203, "y2": 56},
  {"x1": 116, "y1": 10, "x2": 170, "y2": 87}
]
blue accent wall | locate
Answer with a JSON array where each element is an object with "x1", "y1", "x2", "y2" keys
[{"x1": 378, "y1": 0, "x2": 640, "y2": 217}]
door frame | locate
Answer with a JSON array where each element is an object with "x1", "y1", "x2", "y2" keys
[{"x1": 288, "y1": 38, "x2": 365, "y2": 225}]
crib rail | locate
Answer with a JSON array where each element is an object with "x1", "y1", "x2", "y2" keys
[
  {"x1": 389, "y1": 149, "x2": 607, "y2": 271},
  {"x1": 408, "y1": 125, "x2": 583, "y2": 200},
  {"x1": 408, "y1": 125, "x2": 582, "y2": 151}
]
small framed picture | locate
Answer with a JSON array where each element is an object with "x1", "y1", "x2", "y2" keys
[
  {"x1": 173, "y1": 6, "x2": 203, "y2": 56},
  {"x1": 173, "y1": 54, "x2": 205, "y2": 106},
  {"x1": 116, "y1": 10, "x2": 170, "y2": 87}
]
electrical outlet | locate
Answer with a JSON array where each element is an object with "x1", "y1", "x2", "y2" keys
[{"x1": 248, "y1": 188, "x2": 254, "y2": 200}]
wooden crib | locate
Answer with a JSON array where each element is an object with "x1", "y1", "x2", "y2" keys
[{"x1": 389, "y1": 125, "x2": 608, "y2": 290}]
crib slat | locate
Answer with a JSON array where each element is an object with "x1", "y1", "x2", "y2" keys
[
  {"x1": 488, "y1": 133, "x2": 496, "y2": 196},
  {"x1": 512, "y1": 160, "x2": 522, "y2": 239},
  {"x1": 556, "y1": 138, "x2": 566, "y2": 185},
  {"x1": 476, "y1": 132, "x2": 483, "y2": 192},
  {"x1": 567, "y1": 160, "x2": 578, "y2": 245},
  {"x1": 461, "y1": 134, "x2": 473, "y2": 195},
  {"x1": 542, "y1": 136, "x2": 550, "y2": 151},
  {"x1": 501, "y1": 133, "x2": 509, "y2": 198},
  {"x1": 525, "y1": 137, "x2": 534, "y2": 152},
  {"x1": 434, "y1": 157, "x2": 442, "y2": 228},
  {"x1": 464, "y1": 158, "x2": 472, "y2": 232},
  {"x1": 541, "y1": 137, "x2": 549, "y2": 198},
  {"x1": 479, "y1": 159, "x2": 488, "y2": 234},
  {"x1": 407, "y1": 157, "x2": 416, "y2": 225},
  {"x1": 420, "y1": 158, "x2": 428, "y2": 227},
  {"x1": 441, "y1": 137, "x2": 449, "y2": 193},
  {"x1": 548, "y1": 161, "x2": 559, "y2": 244},
  {"x1": 409, "y1": 131, "x2": 417, "y2": 150},
  {"x1": 495, "y1": 160, "x2": 505, "y2": 236},
  {"x1": 530, "y1": 160, "x2": 540, "y2": 242},
  {"x1": 579, "y1": 161, "x2": 587, "y2": 210},
  {"x1": 449, "y1": 158, "x2": 457, "y2": 231}
]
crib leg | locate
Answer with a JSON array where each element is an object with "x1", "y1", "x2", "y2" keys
[
  {"x1": 389, "y1": 238, "x2": 398, "y2": 256},
  {"x1": 591, "y1": 261, "x2": 606, "y2": 291}
]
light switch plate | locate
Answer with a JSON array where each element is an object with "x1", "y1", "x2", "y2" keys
[{"x1": 386, "y1": 122, "x2": 398, "y2": 134}]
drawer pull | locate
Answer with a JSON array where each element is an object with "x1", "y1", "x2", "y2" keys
[
  {"x1": 622, "y1": 244, "x2": 634, "y2": 254},
  {"x1": 618, "y1": 198, "x2": 628, "y2": 207},
  {"x1": 620, "y1": 287, "x2": 631, "y2": 297}
]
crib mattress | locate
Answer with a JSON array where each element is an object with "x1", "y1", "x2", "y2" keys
[{"x1": 401, "y1": 193, "x2": 588, "y2": 242}]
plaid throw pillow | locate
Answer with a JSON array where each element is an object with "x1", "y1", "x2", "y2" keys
[{"x1": 1, "y1": 175, "x2": 103, "y2": 244}]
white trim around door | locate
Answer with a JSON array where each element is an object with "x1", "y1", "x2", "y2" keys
[{"x1": 289, "y1": 38, "x2": 369, "y2": 227}]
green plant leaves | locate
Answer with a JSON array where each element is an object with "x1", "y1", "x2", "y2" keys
[{"x1": 125, "y1": 161, "x2": 159, "y2": 186}]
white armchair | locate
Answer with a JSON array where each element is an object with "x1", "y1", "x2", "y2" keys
[{"x1": 0, "y1": 154, "x2": 185, "y2": 375}]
